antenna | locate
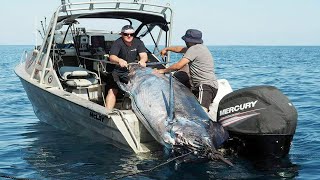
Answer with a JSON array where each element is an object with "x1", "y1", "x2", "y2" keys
[
  {"x1": 38, "y1": 30, "x2": 44, "y2": 39},
  {"x1": 34, "y1": 17, "x2": 38, "y2": 47},
  {"x1": 40, "y1": 21, "x2": 46, "y2": 36},
  {"x1": 44, "y1": 17, "x2": 47, "y2": 32}
]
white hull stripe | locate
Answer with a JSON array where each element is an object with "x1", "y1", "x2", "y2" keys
[
  {"x1": 219, "y1": 107, "x2": 266, "y2": 121},
  {"x1": 221, "y1": 112, "x2": 260, "y2": 127}
]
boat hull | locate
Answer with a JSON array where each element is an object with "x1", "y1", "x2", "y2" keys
[
  {"x1": 15, "y1": 63, "x2": 158, "y2": 153},
  {"x1": 20, "y1": 77, "x2": 105, "y2": 136}
]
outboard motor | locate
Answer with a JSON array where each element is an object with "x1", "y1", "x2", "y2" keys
[{"x1": 217, "y1": 85, "x2": 297, "y2": 159}]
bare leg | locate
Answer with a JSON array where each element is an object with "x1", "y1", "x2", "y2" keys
[{"x1": 106, "y1": 88, "x2": 118, "y2": 111}]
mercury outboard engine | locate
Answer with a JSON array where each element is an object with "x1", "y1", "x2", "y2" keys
[{"x1": 217, "y1": 86, "x2": 297, "y2": 159}]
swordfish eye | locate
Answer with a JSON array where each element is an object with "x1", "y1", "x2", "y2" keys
[{"x1": 174, "y1": 132, "x2": 184, "y2": 145}]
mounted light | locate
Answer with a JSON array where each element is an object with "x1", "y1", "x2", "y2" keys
[{"x1": 60, "y1": 0, "x2": 67, "y2": 12}]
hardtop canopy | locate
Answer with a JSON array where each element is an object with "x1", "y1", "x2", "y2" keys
[{"x1": 57, "y1": 11, "x2": 169, "y2": 31}]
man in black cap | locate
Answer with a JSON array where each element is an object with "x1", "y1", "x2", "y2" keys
[
  {"x1": 155, "y1": 29, "x2": 218, "y2": 112},
  {"x1": 105, "y1": 25, "x2": 148, "y2": 110}
]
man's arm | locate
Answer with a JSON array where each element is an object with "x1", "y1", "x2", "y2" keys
[
  {"x1": 109, "y1": 55, "x2": 128, "y2": 68},
  {"x1": 138, "y1": 52, "x2": 148, "y2": 67},
  {"x1": 156, "y1": 58, "x2": 190, "y2": 74},
  {"x1": 109, "y1": 40, "x2": 128, "y2": 68},
  {"x1": 160, "y1": 46, "x2": 188, "y2": 56}
]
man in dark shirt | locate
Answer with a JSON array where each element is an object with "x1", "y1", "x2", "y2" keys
[{"x1": 105, "y1": 25, "x2": 148, "y2": 110}]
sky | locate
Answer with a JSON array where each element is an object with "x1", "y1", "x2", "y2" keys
[{"x1": 0, "y1": 0, "x2": 319, "y2": 46}]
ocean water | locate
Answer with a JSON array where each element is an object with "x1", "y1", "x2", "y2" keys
[{"x1": 1, "y1": 45, "x2": 319, "y2": 179}]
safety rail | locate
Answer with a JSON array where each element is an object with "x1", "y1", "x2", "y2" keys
[{"x1": 59, "y1": 1, "x2": 172, "y2": 17}]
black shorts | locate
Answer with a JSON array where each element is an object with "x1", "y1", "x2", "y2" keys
[
  {"x1": 105, "y1": 71, "x2": 128, "y2": 91},
  {"x1": 192, "y1": 84, "x2": 218, "y2": 109}
]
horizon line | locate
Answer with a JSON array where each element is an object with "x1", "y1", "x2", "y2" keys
[{"x1": 1, "y1": 44, "x2": 320, "y2": 47}]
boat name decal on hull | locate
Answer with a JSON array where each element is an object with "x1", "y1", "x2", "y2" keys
[{"x1": 89, "y1": 111, "x2": 104, "y2": 122}]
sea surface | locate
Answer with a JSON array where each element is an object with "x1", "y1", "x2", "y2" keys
[{"x1": 0, "y1": 45, "x2": 319, "y2": 179}]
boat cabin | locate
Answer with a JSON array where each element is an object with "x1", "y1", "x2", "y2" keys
[{"x1": 28, "y1": 1, "x2": 173, "y2": 108}]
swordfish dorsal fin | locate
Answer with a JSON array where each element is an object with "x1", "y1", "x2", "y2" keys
[{"x1": 168, "y1": 73, "x2": 175, "y2": 122}]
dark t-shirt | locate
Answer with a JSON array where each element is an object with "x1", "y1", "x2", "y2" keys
[
  {"x1": 109, "y1": 37, "x2": 147, "y2": 83},
  {"x1": 110, "y1": 37, "x2": 146, "y2": 77}
]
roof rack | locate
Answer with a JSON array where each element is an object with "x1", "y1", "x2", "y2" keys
[{"x1": 59, "y1": 0, "x2": 172, "y2": 18}]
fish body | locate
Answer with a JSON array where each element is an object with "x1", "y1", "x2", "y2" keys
[{"x1": 117, "y1": 65, "x2": 229, "y2": 162}]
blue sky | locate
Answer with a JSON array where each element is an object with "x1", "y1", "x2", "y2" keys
[{"x1": 1, "y1": 0, "x2": 319, "y2": 45}]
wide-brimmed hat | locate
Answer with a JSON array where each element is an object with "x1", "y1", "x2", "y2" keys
[
  {"x1": 121, "y1": 25, "x2": 135, "y2": 34},
  {"x1": 181, "y1": 29, "x2": 203, "y2": 44}
]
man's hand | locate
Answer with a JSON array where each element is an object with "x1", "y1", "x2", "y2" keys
[
  {"x1": 154, "y1": 68, "x2": 166, "y2": 74},
  {"x1": 160, "y1": 48, "x2": 168, "y2": 57},
  {"x1": 118, "y1": 59, "x2": 128, "y2": 68},
  {"x1": 138, "y1": 60, "x2": 147, "y2": 67}
]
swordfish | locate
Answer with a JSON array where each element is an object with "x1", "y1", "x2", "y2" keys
[{"x1": 116, "y1": 65, "x2": 231, "y2": 164}]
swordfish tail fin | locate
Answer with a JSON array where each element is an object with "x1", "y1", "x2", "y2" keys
[
  {"x1": 209, "y1": 121, "x2": 229, "y2": 148},
  {"x1": 208, "y1": 149, "x2": 234, "y2": 166}
]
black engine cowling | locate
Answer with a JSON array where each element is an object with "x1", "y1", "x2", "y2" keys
[{"x1": 217, "y1": 85, "x2": 297, "y2": 158}]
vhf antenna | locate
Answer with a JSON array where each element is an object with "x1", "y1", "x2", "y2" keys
[
  {"x1": 38, "y1": 29, "x2": 44, "y2": 39},
  {"x1": 40, "y1": 21, "x2": 46, "y2": 36},
  {"x1": 44, "y1": 17, "x2": 47, "y2": 32}
]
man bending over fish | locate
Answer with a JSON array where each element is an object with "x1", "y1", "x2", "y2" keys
[
  {"x1": 105, "y1": 25, "x2": 148, "y2": 110},
  {"x1": 156, "y1": 29, "x2": 218, "y2": 112}
]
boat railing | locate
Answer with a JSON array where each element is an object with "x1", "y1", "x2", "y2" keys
[
  {"x1": 59, "y1": 1, "x2": 172, "y2": 18},
  {"x1": 57, "y1": 1, "x2": 173, "y2": 54}
]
